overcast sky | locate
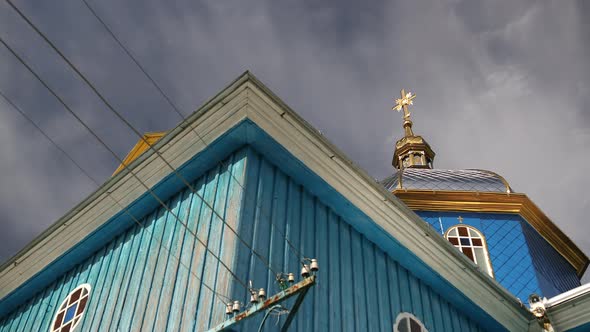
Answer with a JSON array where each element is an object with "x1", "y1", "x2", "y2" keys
[{"x1": 0, "y1": 0, "x2": 589, "y2": 282}]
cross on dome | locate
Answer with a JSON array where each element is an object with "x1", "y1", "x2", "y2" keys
[
  {"x1": 393, "y1": 89, "x2": 416, "y2": 120},
  {"x1": 390, "y1": 87, "x2": 436, "y2": 170}
]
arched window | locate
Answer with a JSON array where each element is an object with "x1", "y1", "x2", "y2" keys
[
  {"x1": 445, "y1": 225, "x2": 494, "y2": 277},
  {"x1": 413, "y1": 154, "x2": 422, "y2": 165},
  {"x1": 51, "y1": 283, "x2": 91, "y2": 332},
  {"x1": 394, "y1": 312, "x2": 428, "y2": 332}
]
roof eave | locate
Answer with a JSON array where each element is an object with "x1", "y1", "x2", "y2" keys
[{"x1": 545, "y1": 283, "x2": 590, "y2": 331}]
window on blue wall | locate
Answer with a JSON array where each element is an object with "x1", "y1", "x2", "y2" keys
[
  {"x1": 51, "y1": 283, "x2": 91, "y2": 332},
  {"x1": 394, "y1": 312, "x2": 428, "y2": 332},
  {"x1": 445, "y1": 225, "x2": 494, "y2": 277}
]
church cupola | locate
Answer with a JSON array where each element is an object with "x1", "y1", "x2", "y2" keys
[{"x1": 391, "y1": 89, "x2": 435, "y2": 170}]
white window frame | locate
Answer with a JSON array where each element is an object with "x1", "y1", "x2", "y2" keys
[
  {"x1": 50, "y1": 283, "x2": 91, "y2": 332},
  {"x1": 394, "y1": 312, "x2": 428, "y2": 332},
  {"x1": 444, "y1": 224, "x2": 494, "y2": 278}
]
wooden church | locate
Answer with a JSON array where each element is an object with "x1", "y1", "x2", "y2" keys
[{"x1": 0, "y1": 72, "x2": 589, "y2": 331}]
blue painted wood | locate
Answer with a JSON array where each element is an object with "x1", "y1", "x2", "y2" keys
[
  {"x1": 33, "y1": 273, "x2": 68, "y2": 331},
  {"x1": 2, "y1": 138, "x2": 520, "y2": 331},
  {"x1": 0, "y1": 122, "x2": 254, "y2": 318},
  {"x1": 203, "y1": 162, "x2": 232, "y2": 328},
  {"x1": 13, "y1": 290, "x2": 39, "y2": 331},
  {"x1": 177, "y1": 176, "x2": 208, "y2": 332},
  {"x1": 140, "y1": 192, "x2": 183, "y2": 331},
  {"x1": 192, "y1": 165, "x2": 222, "y2": 331},
  {"x1": 102, "y1": 226, "x2": 137, "y2": 329},
  {"x1": 339, "y1": 223, "x2": 356, "y2": 332},
  {"x1": 327, "y1": 210, "x2": 342, "y2": 331},
  {"x1": 351, "y1": 229, "x2": 368, "y2": 332},
  {"x1": 107, "y1": 215, "x2": 145, "y2": 331},
  {"x1": 215, "y1": 154, "x2": 247, "y2": 325},
  {"x1": 80, "y1": 226, "x2": 117, "y2": 329},
  {"x1": 363, "y1": 237, "x2": 380, "y2": 332},
  {"x1": 314, "y1": 204, "x2": 329, "y2": 332},
  {"x1": 20, "y1": 278, "x2": 51, "y2": 332},
  {"x1": 0, "y1": 150, "x2": 248, "y2": 331},
  {"x1": 89, "y1": 229, "x2": 127, "y2": 330},
  {"x1": 77, "y1": 243, "x2": 108, "y2": 330},
  {"x1": 153, "y1": 189, "x2": 190, "y2": 331},
  {"x1": 165, "y1": 179, "x2": 199, "y2": 331},
  {"x1": 225, "y1": 149, "x2": 490, "y2": 332},
  {"x1": 429, "y1": 289, "x2": 443, "y2": 330},
  {"x1": 2, "y1": 121, "x2": 517, "y2": 331},
  {"x1": 299, "y1": 191, "x2": 315, "y2": 332},
  {"x1": 11, "y1": 291, "x2": 36, "y2": 331},
  {"x1": 375, "y1": 249, "x2": 392, "y2": 331}
]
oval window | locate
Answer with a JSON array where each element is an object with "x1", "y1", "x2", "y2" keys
[{"x1": 50, "y1": 283, "x2": 91, "y2": 332}]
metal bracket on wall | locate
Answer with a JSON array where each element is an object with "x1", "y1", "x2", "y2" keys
[{"x1": 206, "y1": 275, "x2": 316, "y2": 332}]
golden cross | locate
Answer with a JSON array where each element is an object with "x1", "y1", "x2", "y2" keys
[
  {"x1": 458, "y1": 216, "x2": 463, "y2": 223},
  {"x1": 392, "y1": 89, "x2": 416, "y2": 120}
]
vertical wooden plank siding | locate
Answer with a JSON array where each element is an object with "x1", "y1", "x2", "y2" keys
[
  {"x1": 230, "y1": 149, "x2": 489, "y2": 332},
  {"x1": 0, "y1": 150, "x2": 247, "y2": 332},
  {"x1": 327, "y1": 211, "x2": 342, "y2": 332},
  {"x1": 1, "y1": 147, "x2": 493, "y2": 331},
  {"x1": 192, "y1": 165, "x2": 222, "y2": 332}
]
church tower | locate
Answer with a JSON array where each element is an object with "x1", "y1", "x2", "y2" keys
[
  {"x1": 391, "y1": 89, "x2": 435, "y2": 169},
  {"x1": 385, "y1": 89, "x2": 588, "y2": 303}
]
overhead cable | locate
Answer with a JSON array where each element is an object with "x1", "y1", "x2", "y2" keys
[
  {"x1": 0, "y1": 88, "x2": 232, "y2": 304},
  {"x1": 80, "y1": 0, "x2": 306, "y2": 264},
  {"x1": 0, "y1": 34, "x2": 250, "y2": 292},
  {"x1": 5, "y1": 0, "x2": 282, "y2": 277}
]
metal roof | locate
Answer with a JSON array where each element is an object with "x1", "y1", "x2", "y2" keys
[{"x1": 381, "y1": 168, "x2": 512, "y2": 193}]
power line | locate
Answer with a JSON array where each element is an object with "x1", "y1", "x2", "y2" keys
[
  {"x1": 0, "y1": 34, "x2": 250, "y2": 293},
  {"x1": 0, "y1": 88, "x2": 232, "y2": 304},
  {"x1": 79, "y1": 0, "x2": 305, "y2": 264},
  {"x1": 80, "y1": 0, "x2": 186, "y2": 118},
  {"x1": 6, "y1": 0, "x2": 283, "y2": 277}
]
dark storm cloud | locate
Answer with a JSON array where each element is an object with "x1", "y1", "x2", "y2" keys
[{"x1": 0, "y1": 0, "x2": 589, "y2": 283}]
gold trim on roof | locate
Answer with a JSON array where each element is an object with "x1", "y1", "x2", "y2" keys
[
  {"x1": 112, "y1": 131, "x2": 167, "y2": 176},
  {"x1": 392, "y1": 189, "x2": 589, "y2": 277}
]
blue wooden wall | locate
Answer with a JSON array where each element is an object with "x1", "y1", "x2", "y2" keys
[
  {"x1": 1, "y1": 146, "x2": 493, "y2": 331},
  {"x1": 228, "y1": 149, "x2": 486, "y2": 332},
  {"x1": 0, "y1": 149, "x2": 247, "y2": 332},
  {"x1": 417, "y1": 211, "x2": 580, "y2": 302}
]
